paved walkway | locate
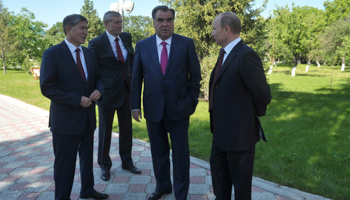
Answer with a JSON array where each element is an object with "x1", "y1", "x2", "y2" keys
[{"x1": 0, "y1": 94, "x2": 331, "y2": 200}]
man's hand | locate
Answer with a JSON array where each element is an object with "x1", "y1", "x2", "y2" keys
[
  {"x1": 132, "y1": 110, "x2": 142, "y2": 122},
  {"x1": 80, "y1": 96, "x2": 92, "y2": 108},
  {"x1": 89, "y1": 90, "x2": 101, "y2": 101}
]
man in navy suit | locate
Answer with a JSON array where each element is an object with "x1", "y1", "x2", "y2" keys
[
  {"x1": 88, "y1": 11, "x2": 141, "y2": 182},
  {"x1": 40, "y1": 14, "x2": 108, "y2": 200},
  {"x1": 209, "y1": 12, "x2": 271, "y2": 200},
  {"x1": 131, "y1": 5, "x2": 201, "y2": 200}
]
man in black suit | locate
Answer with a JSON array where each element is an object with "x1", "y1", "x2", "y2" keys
[
  {"x1": 209, "y1": 12, "x2": 271, "y2": 200},
  {"x1": 131, "y1": 5, "x2": 201, "y2": 200},
  {"x1": 89, "y1": 11, "x2": 141, "y2": 181},
  {"x1": 88, "y1": 11, "x2": 141, "y2": 181},
  {"x1": 40, "y1": 14, "x2": 108, "y2": 200}
]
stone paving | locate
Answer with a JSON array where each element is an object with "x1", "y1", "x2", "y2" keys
[{"x1": 0, "y1": 94, "x2": 332, "y2": 200}]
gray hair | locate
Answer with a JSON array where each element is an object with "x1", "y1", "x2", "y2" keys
[
  {"x1": 63, "y1": 14, "x2": 88, "y2": 35},
  {"x1": 103, "y1": 11, "x2": 122, "y2": 23},
  {"x1": 152, "y1": 5, "x2": 175, "y2": 21},
  {"x1": 219, "y1": 12, "x2": 241, "y2": 35}
]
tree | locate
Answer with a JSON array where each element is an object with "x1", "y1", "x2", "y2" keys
[
  {"x1": 300, "y1": 7, "x2": 326, "y2": 72},
  {"x1": 0, "y1": 1, "x2": 19, "y2": 74},
  {"x1": 123, "y1": 15, "x2": 154, "y2": 45},
  {"x1": 273, "y1": 5, "x2": 314, "y2": 76},
  {"x1": 319, "y1": 17, "x2": 350, "y2": 71},
  {"x1": 10, "y1": 8, "x2": 49, "y2": 73},
  {"x1": 159, "y1": 0, "x2": 268, "y2": 59},
  {"x1": 46, "y1": 22, "x2": 65, "y2": 47},
  {"x1": 80, "y1": 0, "x2": 104, "y2": 46},
  {"x1": 324, "y1": 0, "x2": 350, "y2": 24}
]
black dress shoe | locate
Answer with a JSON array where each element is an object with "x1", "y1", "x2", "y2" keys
[
  {"x1": 122, "y1": 165, "x2": 142, "y2": 174},
  {"x1": 80, "y1": 191, "x2": 109, "y2": 199},
  {"x1": 100, "y1": 169, "x2": 110, "y2": 181},
  {"x1": 148, "y1": 190, "x2": 172, "y2": 200}
]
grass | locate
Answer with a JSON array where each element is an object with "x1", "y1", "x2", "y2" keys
[
  {"x1": 0, "y1": 70, "x2": 50, "y2": 110},
  {"x1": 1, "y1": 64, "x2": 349, "y2": 199}
]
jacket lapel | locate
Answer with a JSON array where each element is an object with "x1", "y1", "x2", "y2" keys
[
  {"x1": 59, "y1": 42, "x2": 86, "y2": 85},
  {"x1": 164, "y1": 34, "x2": 180, "y2": 77},
  {"x1": 149, "y1": 35, "x2": 163, "y2": 75},
  {"x1": 119, "y1": 33, "x2": 132, "y2": 61},
  {"x1": 82, "y1": 46, "x2": 90, "y2": 85},
  {"x1": 215, "y1": 41, "x2": 243, "y2": 83},
  {"x1": 101, "y1": 32, "x2": 119, "y2": 63}
]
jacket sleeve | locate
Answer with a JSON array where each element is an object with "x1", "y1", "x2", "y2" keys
[{"x1": 240, "y1": 50, "x2": 271, "y2": 117}]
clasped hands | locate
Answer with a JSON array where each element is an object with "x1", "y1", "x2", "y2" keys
[{"x1": 80, "y1": 90, "x2": 101, "y2": 108}]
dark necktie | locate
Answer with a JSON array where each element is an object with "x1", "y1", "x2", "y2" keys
[
  {"x1": 75, "y1": 48, "x2": 87, "y2": 84},
  {"x1": 160, "y1": 41, "x2": 168, "y2": 75},
  {"x1": 115, "y1": 38, "x2": 125, "y2": 64},
  {"x1": 209, "y1": 49, "x2": 225, "y2": 111}
]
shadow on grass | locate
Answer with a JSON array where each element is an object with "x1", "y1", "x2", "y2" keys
[{"x1": 255, "y1": 81, "x2": 350, "y2": 199}]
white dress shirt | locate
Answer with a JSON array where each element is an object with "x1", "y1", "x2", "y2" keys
[
  {"x1": 222, "y1": 37, "x2": 241, "y2": 65},
  {"x1": 106, "y1": 31, "x2": 128, "y2": 62},
  {"x1": 65, "y1": 39, "x2": 88, "y2": 80},
  {"x1": 155, "y1": 35, "x2": 172, "y2": 64}
]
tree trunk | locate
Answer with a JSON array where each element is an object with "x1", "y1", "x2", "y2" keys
[
  {"x1": 267, "y1": 64, "x2": 273, "y2": 74},
  {"x1": 1, "y1": 50, "x2": 6, "y2": 74},
  {"x1": 272, "y1": 41, "x2": 275, "y2": 67},
  {"x1": 316, "y1": 61, "x2": 320, "y2": 67},
  {"x1": 291, "y1": 66, "x2": 296, "y2": 77},
  {"x1": 306, "y1": 59, "x2": 310, "y2": 72},
  {"x1": 341, "y1": 56, "x2": 345, "y2": 71},
  {"x1": 292, "y1": 54, "x2": 298, "y2": 77},
  {"x1": 266, "y1": 50, "x2": 274, "y2": 74}
]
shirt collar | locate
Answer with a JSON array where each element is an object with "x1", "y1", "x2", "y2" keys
[
  {"x1": 223, "y1": 37, "x2": 241, "y2": 55},
  {"x1": 106, "y1": 30, "x2": 121, "y2": 44},
  {"x1": 156, "y1": 34, "x2": 172, "y2": 46},
  {"x1": 64, "y1": 38, "x2": 82, "y2": 53}
]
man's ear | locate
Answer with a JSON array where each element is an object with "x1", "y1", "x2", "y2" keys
[{"x1": 65, "y1": 26, "x2": 71, "y2": 35}]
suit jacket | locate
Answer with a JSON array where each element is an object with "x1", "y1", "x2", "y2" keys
[
  {"x1": 40, "y1": 41, "x2": 103, "y2": 135},
  {"x1": 131, "y1": 34, "x2": 201, "y2": 122},
  {"x1": 209, "y1": 41, "x2": 271, "y2": 151},
  {"x1": 88, "y1": 32, "x2": 134, "y2": 108}
]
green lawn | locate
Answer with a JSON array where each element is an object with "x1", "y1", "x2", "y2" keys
[{"x1": 1, "y1": 64, "x2": 349, "y2": 199}]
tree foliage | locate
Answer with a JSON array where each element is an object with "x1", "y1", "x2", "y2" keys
[
  {"x1": 159, "y1": 0, "x2": 268, "y2": 59},
  {"x1": 0, "y1": 1, "x2": 47, "y2": 74},
  {"x1": 324, "y1": 0, "x2": 350, "y2": 24},
  {"x1": 123, "y1": 15, "x2": 154, "y2": 45},
  {"x1": 273, "y1": 5, "x2": 318, "y2": 67},
  {"x1": 46, "y1": 22, "x2": 65, "y2": 47},
  {"x1": 319, "y1": 17, "x2": 350, "y2": 66},
  {"x1": 80, "y1": 0, "x2": 104, "y2": 46},
  {"x1": 0, "y1": 0, "x2": 18, "y2": 74},
  {"x1": 11, "y1": 8, "x2": 49, "y2": 71}
]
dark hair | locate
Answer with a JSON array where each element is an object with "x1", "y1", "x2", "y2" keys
[
  {"x1": 103, "y1": 11, "x2": 122, "y2": 23},
  {"x1": 220, "y1": 12, "x2": 241, "y2": 35},
  {"x1": 63, "y1": 14, "x2": 88, "y2": 35},
  {"x1": 151, "y1": 5, "x2": 175, "y2": 21}
]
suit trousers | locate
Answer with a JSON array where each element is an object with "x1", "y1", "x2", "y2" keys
[
  {"x1": 146, "y1": 111, "x2": 190, "y2": 200},
  {"x1": 210, "y1": 142, "x2": 256, "y2": 200},
  {"x1": 98, "y1": 84, "x2": 133, "y2": 170},
  {"x1": 52, "y1": 120, "x2": 95, "y2": 200}
]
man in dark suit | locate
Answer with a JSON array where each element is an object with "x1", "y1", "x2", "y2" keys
[
  {"x1": 131, "y1": 5, "x2": 201, "y2": 200},
  {"x1": 40, "y1": 14, "x2": 108, "y2": 200},
  {"x1": 209, "y1": 12, "x2": 271, "y2": 200},
  {"x1": 88, "y1": 11, "x2": 141, "y2": 181}
]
